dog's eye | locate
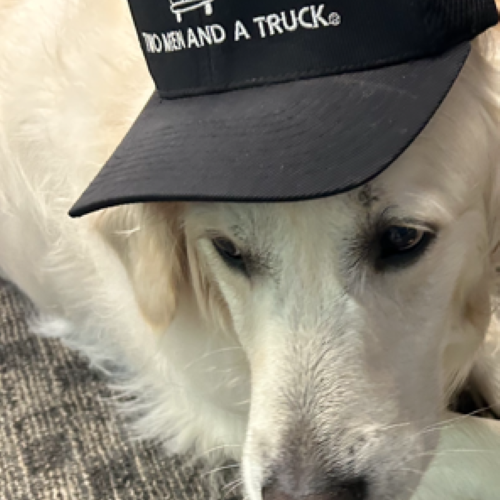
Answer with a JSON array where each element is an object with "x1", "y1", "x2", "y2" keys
[
  {"x1": 377, "y1": 226, "x2": 434, "y2": 269},
  {"x1": 212, "y1": 237, "x2": 246, "y2": 273}
]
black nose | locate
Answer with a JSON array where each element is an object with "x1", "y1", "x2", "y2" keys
[{"x1": 262, "y1": 479, "x2": 367, "y2": 500}]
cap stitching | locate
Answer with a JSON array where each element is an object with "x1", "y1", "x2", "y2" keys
[{"x1": 157, "y1": 44, "x2": 469, "y2": 99}]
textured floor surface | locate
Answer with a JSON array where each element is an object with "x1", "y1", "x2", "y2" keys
[{"x1": 0, "y1": 280, "x2": 241, "y2": 500}]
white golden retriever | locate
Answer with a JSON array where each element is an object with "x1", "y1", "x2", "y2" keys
[{"x1": 1, "y1": 1, "x2": 500, "y2": 499}]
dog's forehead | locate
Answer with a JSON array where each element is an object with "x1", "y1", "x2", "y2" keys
[
  {"x1": 353, "y1": 184, "x2": 381, "y2": 209},
  {"x1": 191, "y1": 194, "x2": 368, "y2": 237},
  {"x1": 188, "y1": 186, "x2": 390, "y2": 249}
]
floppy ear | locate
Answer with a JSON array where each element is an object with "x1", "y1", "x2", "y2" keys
[
  {"x1": 462, "y1": 18, "x2": 500, "y2": 409},
  {"x1": 472, "y1": 18, "x2": 500, "y2": 276},
  {"x1": 94, "y1": 203, "x2": 185, "y2": 331}
]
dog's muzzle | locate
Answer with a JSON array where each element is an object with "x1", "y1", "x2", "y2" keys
[{"x1": 262, "y1": 476, "x2": 368, "y2": 500}]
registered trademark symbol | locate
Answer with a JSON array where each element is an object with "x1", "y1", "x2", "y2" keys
[{"x1": 329, "y1": 12, "x2": 341, "y2": 26}]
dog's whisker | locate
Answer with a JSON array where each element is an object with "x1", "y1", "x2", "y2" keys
[
  {"x1": 378, "y1": 421, "x2": 413, "y2": 432},
  {"x1": 233, "y1": 399, "x2": 251, "y2": 406},
  {"x1": 182, "y1": 346, "x2": 245, "y2": 370},
  {"x1": 191, "y1": 444, "x2": 243, "y2": 462},
  {"x1": 421, "y1": 411, "x2": 497, "y2": 437},
  {"x1": 222, "y1": 477, "x2": 244, "y2": 498},
  {"x1": 201, "y1": 463, "x2": 241, "y2": 478},
  {"x1": 416, "y1": 405, "x2": 499, "y2": 437},
  {"x1": 397, "y1": 467, "x2": 425, "y2": 475},
  {"x1": 414, "y1": 448, "x2": 500, "y2": 457},
  {"x1": 222, "y1": 477, "x2": 243, "y2": 492}
]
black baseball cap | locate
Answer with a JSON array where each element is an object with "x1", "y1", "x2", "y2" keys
[{"x1": 70, "y1": 0, "x2": 498, "y2": 217}]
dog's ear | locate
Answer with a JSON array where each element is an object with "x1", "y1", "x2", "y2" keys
[
  {"x1": 94, "y1": 203, "x2": 185, "y2": 331},
  {"x1": 475, "y1": 23, "x2": 500, "y2": 276}
]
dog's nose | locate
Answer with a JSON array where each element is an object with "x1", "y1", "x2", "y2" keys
[{"x1": 262, "y1": 479, "x2": 367, "y2": 500}]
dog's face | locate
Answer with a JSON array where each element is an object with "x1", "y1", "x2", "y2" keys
[
  {"x1": 184, "y1": 181, "x2": 490, "y2": 499},
  {"x1": 96, "y1": 48, "x2": 500, "y2": 500}
]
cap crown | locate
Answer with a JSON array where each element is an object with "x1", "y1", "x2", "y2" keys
[{"x1": 128, "y1": 0, "x2": 498, "y2": 98}]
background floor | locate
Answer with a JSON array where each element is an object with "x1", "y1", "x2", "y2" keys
[{"x1": 0, "y1": 279, "x2": 241, "y2": 500}]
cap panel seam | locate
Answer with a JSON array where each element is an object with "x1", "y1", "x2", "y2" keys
[{"x1": 157, "y1": 45, "x2": 468, "y2": 99}]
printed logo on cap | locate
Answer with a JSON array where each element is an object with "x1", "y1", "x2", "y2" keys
[
  {"x1": 170, "y1": 0, "x2": 214, "y2": 23},
  {"x1": 143, "y1": 4, "x2": 342, "y2": 54}
]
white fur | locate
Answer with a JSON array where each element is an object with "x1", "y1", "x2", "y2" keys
[{"x1": 1, "y1": 1, "x2": 500, "y2": 499}]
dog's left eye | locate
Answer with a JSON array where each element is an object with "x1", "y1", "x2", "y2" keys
[
  {"x1": 377, "y1": 226, "x2": 434, "y2": 268},
  {"x1": 212, "y1": 237, "x2": 246, "y2": 273}
]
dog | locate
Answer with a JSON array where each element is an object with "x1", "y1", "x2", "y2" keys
[{"x1": 1, "y1": 1, "x2": 500, "y2": 499}]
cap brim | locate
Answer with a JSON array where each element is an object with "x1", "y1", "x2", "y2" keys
[{"x1": 70, "y1": 43, "x2": 470, "y2": 217}]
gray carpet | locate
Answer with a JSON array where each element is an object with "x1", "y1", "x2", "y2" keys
[{"x1": 0, "y1": 280, "x2": 241, "y2": 500}]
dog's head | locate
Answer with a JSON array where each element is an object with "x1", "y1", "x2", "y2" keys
[{"x1": 95, "y1": 38, "x2": 500, "y2": 500}]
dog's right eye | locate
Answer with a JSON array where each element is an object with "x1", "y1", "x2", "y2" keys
[
  {"x1": 212, "y1": 237, "x2": 246, "y2": 273},
  {"x1": 375, "y1": 225, "x2": 435, "y2": 270}
]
